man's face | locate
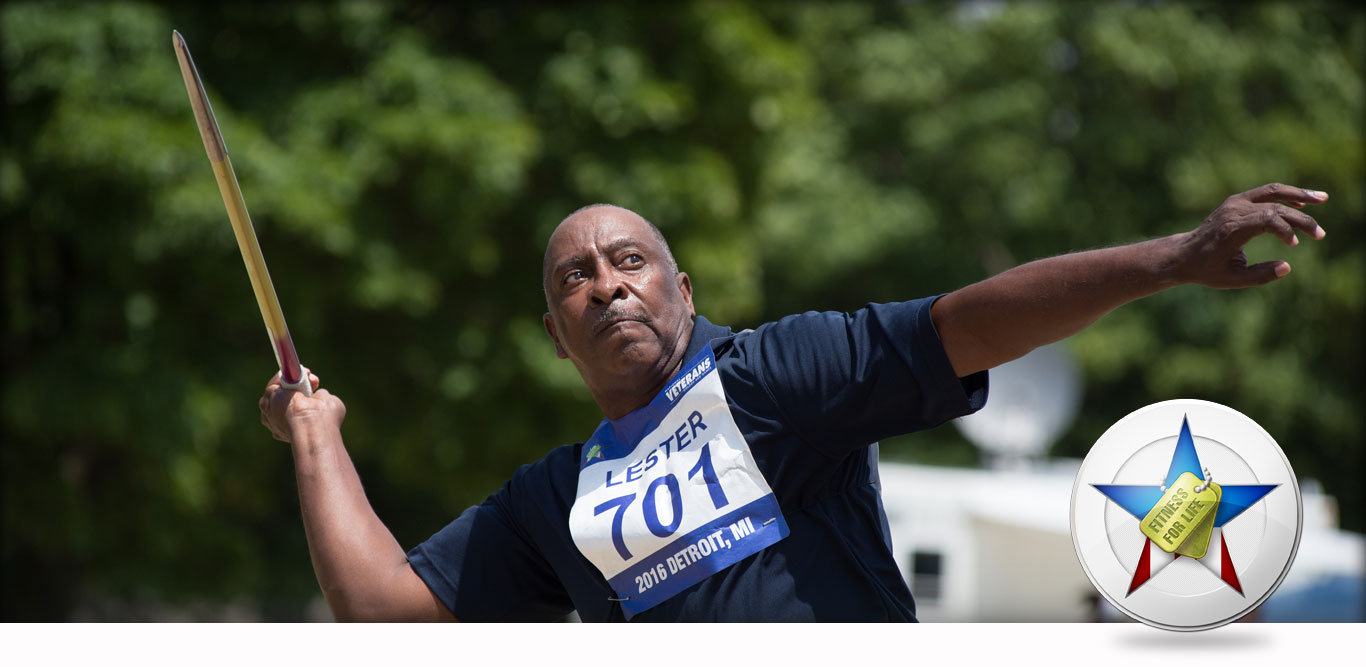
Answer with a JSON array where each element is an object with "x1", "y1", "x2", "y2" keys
[{"x1": 542, "y1": 207, "x2": 694, "y2": 393}]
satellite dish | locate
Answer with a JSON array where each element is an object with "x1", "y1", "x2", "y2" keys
[{"x1": 954, "y1": 341, "x2": 1083, "y2": 465}]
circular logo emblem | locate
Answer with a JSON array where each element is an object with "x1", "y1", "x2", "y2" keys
[{"x1": 1070, "y1": 399, "x2": 1301, "y2": 631}]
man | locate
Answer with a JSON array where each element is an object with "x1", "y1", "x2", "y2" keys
[{"x1": 260, "y1": 183, "x2": 1328, "y2": 621}]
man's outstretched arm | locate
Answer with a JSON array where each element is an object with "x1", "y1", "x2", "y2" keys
[
  {"x1": 932, "y1": 183, "x2": 1329, "y2": 378},
  {"x1": 261, "y1": 372, "x2": 456, "y2": 622}
]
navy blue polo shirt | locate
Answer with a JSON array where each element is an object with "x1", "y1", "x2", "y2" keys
[{"x1": 407, "y1": 296, "x2": 988, "y2": 621}]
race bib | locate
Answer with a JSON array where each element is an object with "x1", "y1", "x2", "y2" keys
[{"x1": 568, "y1": 346, "x2": 789, "y2": 617}]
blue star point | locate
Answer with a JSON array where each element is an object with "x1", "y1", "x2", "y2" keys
[{"x1": 1093, "y1": 414, "x2": 1276, "y2": 526}]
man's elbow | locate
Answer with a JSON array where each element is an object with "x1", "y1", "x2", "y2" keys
[{"x1": 940, "y1": 325, "x2": 1022, "y2": 377}]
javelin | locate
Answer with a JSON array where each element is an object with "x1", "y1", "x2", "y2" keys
[{"x1": 173, "y1": 30, "x2": 311, "y2": 396}]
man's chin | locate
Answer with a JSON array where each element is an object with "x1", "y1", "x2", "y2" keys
[
  {"x1": 602, "y1": 337, "x2": 672, "y2": 373},
  {"x1": 608, "y1": 337, "x2": 657, "y2": 360}
]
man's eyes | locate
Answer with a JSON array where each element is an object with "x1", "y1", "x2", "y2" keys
[{"x1": 561, "y1": 254, "x2": 644, "y2": 285}]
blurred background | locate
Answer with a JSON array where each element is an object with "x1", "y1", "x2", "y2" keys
[{"x1": 2, "y1": 1, "x2": 1361, "y2": 621}]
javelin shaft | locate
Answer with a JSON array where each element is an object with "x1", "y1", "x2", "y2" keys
[{"x1": 173, "y1": 30, "x2": 309, "y2": 391}]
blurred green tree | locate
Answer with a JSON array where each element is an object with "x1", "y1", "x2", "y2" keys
[{"x1": 2, "y1": 1, "x2": 1360, "y2": 619}]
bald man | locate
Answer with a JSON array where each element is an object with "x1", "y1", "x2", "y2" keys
[{"x1": 261, "y1": 183, "x2": 1328, "y2": 621}]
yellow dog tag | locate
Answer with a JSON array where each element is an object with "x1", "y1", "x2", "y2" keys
[
  {"x1": 1174, "y1": 480, "x2": 1221, "y2": 558},
  {"x1": 1141, "y1": 471, "x2": 1220, "y2": 554}
]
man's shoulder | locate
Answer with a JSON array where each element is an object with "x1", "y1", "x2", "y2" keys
[
  {"x1": 695, "y1": 310, "x2": 834, "y2": 356},
  {"x1": 706, "y1": 297, "x2": 953, "y2": 401},
  {"x1": 493, "y1": 442, "x2": 584, "y2": 525},
  {"x1": 706, "y1": 308, "x2": 861, "y2": 363},
  {"x1": 716, "y1": 298, "x2": 946, "y2": 359}
]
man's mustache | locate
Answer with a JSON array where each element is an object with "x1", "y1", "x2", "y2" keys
[{"x1": 594, "y1": 306, "x2": 648, "y2": 334}]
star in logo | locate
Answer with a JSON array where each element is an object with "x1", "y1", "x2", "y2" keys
[{"x1": 1092, "y1": 416, "x2": 1277, "y2": 597}]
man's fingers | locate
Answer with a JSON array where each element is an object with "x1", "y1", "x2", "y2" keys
[
  {"x1": 1243, "y1": 260, "x2": 1292, "y2": 286},
  {"x1": 1222, "y1": 203, "x2": 1326, "y2": 249},
  {"x1": 1238, "y1": 204, "x2": 1324, "y2": 248},
  {"x1": 1268, "y1": 203, "x2": 1326, "y2": 239},
  {"x1": 1255, "y1": 207, "x2": 1298, "y2": 246},
  {"x1": 260, "y1": 393, "x2": 286, "y2": 441},
  {"x1": 1239, "y1": 182, "x2": 1329, "y2": 206}
]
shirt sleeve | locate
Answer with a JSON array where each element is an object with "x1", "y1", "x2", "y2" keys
[
  {"x1": 406, "y1": 459, "x2": 575, "y2": 622},
  {"x1": 748, "y1": 295, "x2": 988, "y2": 460}
]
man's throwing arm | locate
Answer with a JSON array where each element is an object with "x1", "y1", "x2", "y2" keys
[
  {"x1": 931, "y1": 183, "x2": 1328, "y2": 378},
  {"x1": 261, "y1": 372, "x2": 456, "y2": 621}
]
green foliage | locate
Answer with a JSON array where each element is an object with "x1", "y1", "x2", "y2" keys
[{"x1": 3, "y1": 1, "x2": 1361, "y2": 619}]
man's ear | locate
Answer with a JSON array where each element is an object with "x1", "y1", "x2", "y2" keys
[
  {"x1": 676, "y1": 271, "x2": 695, "y2": 318},
  {"x1": 543, "y1": 312, "x2": 569, "y2": 359}
]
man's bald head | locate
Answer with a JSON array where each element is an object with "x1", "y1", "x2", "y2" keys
[
  {"x1": 539, "y1": 203, "x2": 696, "y2": 419},
  {"x1": 542, "y1": 204, "x2": 678, "y2": 302}
]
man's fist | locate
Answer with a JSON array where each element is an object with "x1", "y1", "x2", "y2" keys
[{"x1": 259, "y1": 369, "x2": 346, "y2": 443}]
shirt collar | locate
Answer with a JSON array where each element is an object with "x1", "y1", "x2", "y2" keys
[{"x1": 683, "y1": 315, "x2": 733, "y2": 361}]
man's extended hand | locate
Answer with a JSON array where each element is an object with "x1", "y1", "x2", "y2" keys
[
  {"x1": 259, "y1": 369, "x2": 345, "y2": 443},
  {"x1": 932, "y1": 181, "x2": 1330, "y2": 377},
  {"x1": 1173, "y1": 183, "x2": 1328, "y2": 289}
]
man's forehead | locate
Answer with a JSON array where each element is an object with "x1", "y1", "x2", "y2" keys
[{"x1": 546, "y1": 206, "x2": 657, "y2": 260}]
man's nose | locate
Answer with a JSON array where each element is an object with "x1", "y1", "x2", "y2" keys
[{"x1": 589, "y1": 269, "x2": 627, "y2": 305}]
